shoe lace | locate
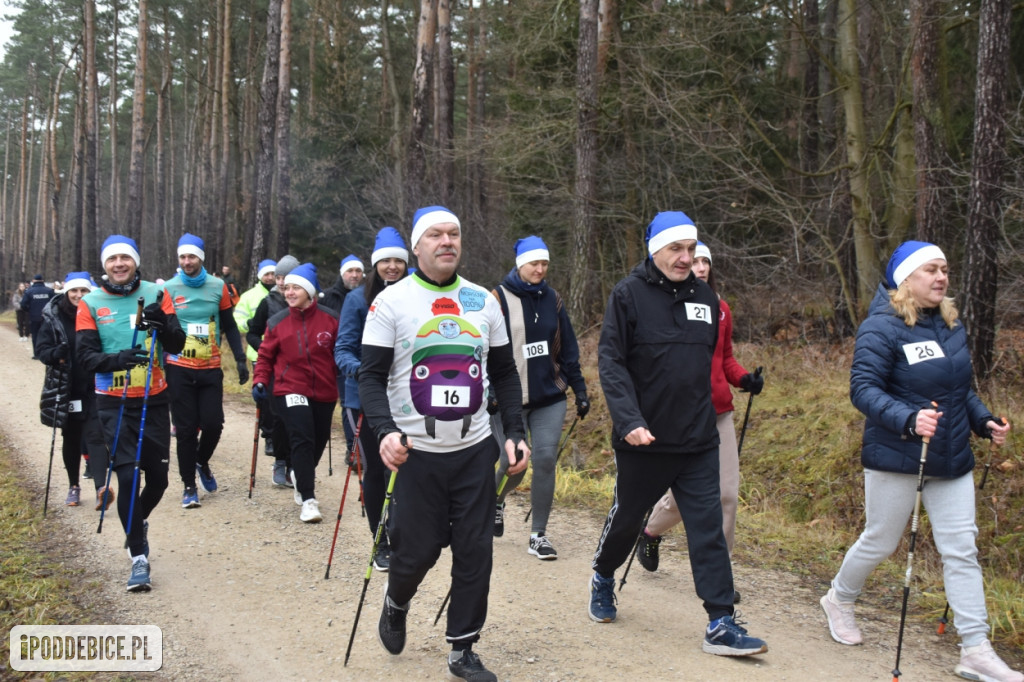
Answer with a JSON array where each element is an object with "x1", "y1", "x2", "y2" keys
[
  {"x1": 534, "y1": 535, "x2": 553, "y2": 550},
  {"x1": 495, "y1": 505, "x2": 504, "y2": 523},
  {"x1": 456, "y1": 651, "x2": 484, "y2": 671},
  {"x1": 593, "y1": 576, "x2": 617, "y2": 607},
  {"x1": 642, "y1": 534, "x2": 661, "y2": 556},
  {"x1": 721, "y1": 613, "x2": 749, "y2": 635}
]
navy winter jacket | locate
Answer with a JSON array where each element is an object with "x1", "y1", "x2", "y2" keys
[
  {"x1": 21, "y1": 282, "x2": 55, "y2": 322},
  {"x1": 850, "y1": 284, "x2": 994, "y2": 479}
]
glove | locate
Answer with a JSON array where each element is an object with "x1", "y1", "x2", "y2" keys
[
  {"x1": 116, "y1": 347, "x2": 149, "y2": 370},
  {"x1": 236, "y1": 360, "x2": 250, "y2": 385},
  {"x1": 740, "y1": 372, "x2": 764, "y2": 396},
  {"x1": 252, "y1": 383, "x2": 268, "y2": 403},
  {"x1": 575, "y1": 392, "x2": 590, "y2": 420},
  {"x1": 54, "y1": 342, "x2": 69, "y2": 360},
  {"x1": 139, "y1": 301, "x2": 167, "y2": 331}
]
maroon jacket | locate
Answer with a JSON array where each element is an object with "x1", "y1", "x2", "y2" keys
[{"x1": 253, "y1": 300, "x2": 339, "y2": 403}]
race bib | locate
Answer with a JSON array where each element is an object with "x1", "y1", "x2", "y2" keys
[
  {"x1": 285, "y1": 393, "x2": 309, "y2": 408},
  {"x1": 67, "y1": 400, "x2": 83, "y2": 413},
  {"x1": 523, "y1": 340, "x2": 549, "y2": 359},
  {"x1": 903, "y1": 341, "x2": 945, "y2": 365},
  {"x1": 685, "y1": 302, "x2": 713, "y2": 324},
  {"x1": 187, "y1": 323, "x2": 210, "y2": 336},
  {"x1": 431, "y1": 385, "x2": 469, "y2": 408}
]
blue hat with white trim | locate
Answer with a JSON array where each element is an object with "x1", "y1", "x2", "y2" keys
[
  {"x1": 886, "y1": 241, "x2": 946, "y2": 289},
  {"x1": 177, "y1": 232, "x2": 205, "y2": 261},
  {"x1": 284, "y1": 262, "x2": 320, "y2": 300},
  {"x1": 371, "y1": 227, "x2": 409, "y2": 266},
  {"x1": 645, "y1": 211, "x2": 698, "y2": 257},
  {"x1": 514, "y1": 236, "x2": 550, "y2": 268},
  {"x1": 257, "y1": 259, "x2": 277, "y2": 279},
  {"x1": 64, "y1": 271, "x2": 97, "y2": 291},
  {"x1": 340, "y1": 254, "x2": 364, "y2": 275},
  {"x1": 695, "y1": 241, "x2": 712, "y2": 263},
  {"x1": 411, "y1": 205, "x2": 460, "y2": 248},
  {"x1": 100, "y1": 235, "x2": 141, "y2": 267}
]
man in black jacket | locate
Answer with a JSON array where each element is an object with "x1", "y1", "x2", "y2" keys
[
  {"x1": 21, "y1": 274, "x2": 55, "y2": 357},
  {"x1": 588, "y1": 211, "x2": 768, "y2": 658}
]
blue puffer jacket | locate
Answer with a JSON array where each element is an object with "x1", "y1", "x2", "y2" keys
[{"x1": 850, "y1": 284, "x2": 994, "y2": 478}]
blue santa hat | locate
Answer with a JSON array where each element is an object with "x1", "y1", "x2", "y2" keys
[
  {"x1": 371, "y1": 227, "x2": 410, "y2": 266},
  {"x1": 515, "y1": 236, "x2": 550, "y2": 268},
  {"x1": 100, "y1": 234, "x2": 141, "y2": 268},
  {"x1": 177, "y1": 232, "x2": 205, "y2": 260},
  {"x1": 886, "y1": 241, "x2": 946, "y2": 289},
  {"x1": 63, "y1": 271, "x2": 97, "y2": 291},
  {"x1": 645, "y1": 211, "x2": 698, "y2": 257},
  {"x1": 411, "y1": 205, "x2": 460, "y2": 248},
  {"x1": 284, "y1": 262, "x2": 320, "y2": 299},
  {"x1": 257, "y1": 259, "x2": 278, "y2": 279},
  {"x1": 695, "y1": 241, "x2": 712, "y2": 263},
  {"x1": 340, "y1": 254, "x2": 364, "y2": 275}
]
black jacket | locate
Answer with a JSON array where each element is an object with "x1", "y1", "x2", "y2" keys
[
  {"x1": 598, "y1": 260, "x2": 720, "y2": 454},
  {"x1": 318, "y1": 278, "x2": 348, "y2": 317},
  {"x1": 21, "y1": 282, "x2": 55, "y2": 322},
  {"x1": 246, "y1": 288, "x2": 287, "y2": 352},
  {"x1": 37, "y1": 294, "x2": 91, "y2": 427}
]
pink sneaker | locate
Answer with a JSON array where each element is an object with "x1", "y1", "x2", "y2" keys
[
  {"x1": 955, "y1": 640, "x2": 1024, "y2": 682},
  {"x1": 820, "y1": 588, "x2": 862, "y2": 645}
]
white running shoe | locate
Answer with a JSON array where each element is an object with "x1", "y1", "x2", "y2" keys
[
  {"x1": 820, "y1": 588, "x2": 862, "y2": 645},
  {"x1": 299, "y1": 498, "x2": 323, "y2": 523},
  {"x1": 955, "y1": 640, "x2": 1024, "y2": 682}
]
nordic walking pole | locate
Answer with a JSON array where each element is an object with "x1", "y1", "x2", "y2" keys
[
  {"x1": 938, "y1": 415, "x2": 1006, "y2": 634},
  {"x1": 525, "y1": 416, "x2": 579, "y2": 523},
  {"x1": 434, "y1": 471, "x2": 511, "y2": 626},
  {"x1": 893, "y1": 402, "x2": 937, "y2": 681},
  {"x1": 344, "y1": 434, "x2": 403, "y2": 667},
  {"x1": 248, "y1": 406, "x2": 261, "y2": 498},
  {"x1": 125, "y1": 323, "x2": 160, "y2": 544},
  {"x1": 97, "y1": 296, "x2": 145, "y2": 534},
  {"x1": 618, "y1": 506, "x2": 653, "y2": 592},
  {"x1": 328, "y1": 419, "x2": 334, "y2": 476},
  {"x1": 737, "y1": 365, "x2": 763, "y2": 458},
  {"x1": 325, "y1": 414, "x2": 362, "y2": 579},
  {"x1": 345, "y1": 409, "x2": 366, "y2": 517},
  {"x1": 43, "y1": 390, "x2": 62, "y2": 517}
]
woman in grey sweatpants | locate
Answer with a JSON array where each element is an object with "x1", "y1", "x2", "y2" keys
[{"x1": 820, "y1": 241, "x2": 1020, "y2": 682}]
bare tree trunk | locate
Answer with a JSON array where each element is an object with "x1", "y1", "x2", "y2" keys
[
  {"x1": 407, "y1": 0, "x2": 437, "y2": 222},
  {"x1": 381, "y1": 0, "x2": 406, "y2": 219},
  {"x1": 464, "y1": 0, "x2": 486, "y2": 221},
  {"x1": 253, "y1": 0, "x2": 283, "y2": 275},
  {"x1": 961, "y1": 0, "x2": 1010, "y2": 380},
  {"x1": 569, "y1": 0, "x2": 599, "y2": 324},
  {"x1": 837, "y1": 0, "x2": 877, "y2": 315},
  {"x1": 436, "y1": 0, "x2": 454, "y2": 205},
  {"x1": 82, "y1": 0, "x2": 99, "y2": 264},
  {"x1": 910, "y1": 0, "x2": 950, "y2": 244},
  {"x1": 155, "y1": 5, "x2": 171, "y2": 262},
  {"x1": 275, "y1": 0, "x2": 293, "y2": 256},
  {"x1": 597, "y1": 0, "x2": 616, "y2": 76},
  {"x1": 126, "y1": 0, "x2": 150, "y2": 235},
  {"x1": 109, "y1": 1, "x2": 120, "y2": 231},
  {"x1": 46, "y1": 58, "x2": 72, "y2": 274},
  {"x1": 219, "y1": 0, "x2": 234, "y2": 269}
]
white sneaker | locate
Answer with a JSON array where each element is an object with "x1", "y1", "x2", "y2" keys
[
  {"x1": 300, "y1": 498, "x2": 322, "y2": 523},
  {"x1": 291, "y1": 470, "x2": 302, "y2": 505},
  {"x1": 955, "y1": 640, "x2": 1024, "y2": 682},
  {"x1": 820, "y1": 588, "x2": 862, "y2": 645}
]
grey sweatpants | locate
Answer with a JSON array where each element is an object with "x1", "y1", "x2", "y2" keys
[{"x1": 831, "y1": 468, "x2": 989, "y2": 646}]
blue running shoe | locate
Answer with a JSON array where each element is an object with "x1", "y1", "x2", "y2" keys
[
  {"x1": 196, "y1": 464, "x2": 217, "y2": 492},
  {"x1": 588, "y1": 572, "x2": 617, "y2": 623},
  {"x1": 126, "y1": 558, "x2": 151, "y2": 592},
  {"x1": 181, "y1": 487, "x2": 201, "y2": 509},
  {"x1": 702, "y1": 613, "x2": 768, "y2": 656}
]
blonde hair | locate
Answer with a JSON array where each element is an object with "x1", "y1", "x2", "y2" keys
[{"x1": 889, "y1": 283, "x2": 958, "y2": 329}]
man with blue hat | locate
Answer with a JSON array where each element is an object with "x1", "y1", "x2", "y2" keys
[
  {"x1": 360, "y1": 205, "x2": 530, "y2": 682},
  {"x1": 77, "y1": 234, "x2": 186, "y2": 592},
  {"x1": 163, "y1": 233, "x2": 248, "y2": 509},
  {"x1": 588, "y1": 211, "x2": 769, "y2": 657},
  {"x1": 320, "y1": 253, "x2": 364, "y2": 315}
]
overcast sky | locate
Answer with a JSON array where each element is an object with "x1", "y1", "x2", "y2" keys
[{"x1": 0, "y1": 2, "x2": 19, "y2": 62}]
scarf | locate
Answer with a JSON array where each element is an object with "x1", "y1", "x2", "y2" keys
[
  {"x1": 179, "y1": 266, "x2": 208, "y2": 289},
  {"x1": 102, "y1": 271, "x2": 141, "y2": 297}
]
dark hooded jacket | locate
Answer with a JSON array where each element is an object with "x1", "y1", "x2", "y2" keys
[
  {"x1": 37, "y1": 294, "x2": 92, "y2": 427},
  {"x1": 850, "y1": 283, "x2": 994, "y2": 478}
]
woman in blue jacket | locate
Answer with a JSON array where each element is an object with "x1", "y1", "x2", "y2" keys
[
  {"x1": 491, "y1": 236, "x2": 588, "y2": 560},
  {"x1": 333, "y1": 227, "x2": 409, "y2": 571},
  {"x1": 820, "y1": 241, "x2": 1019, "y2": 682}
]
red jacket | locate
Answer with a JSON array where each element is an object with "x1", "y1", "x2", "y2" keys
[
  {"x1": 253, "y1": 300, "x2": 339, "y2": 403},
  {"x1": 711, "y1": 298, "x2": 749, "y2": 414}
]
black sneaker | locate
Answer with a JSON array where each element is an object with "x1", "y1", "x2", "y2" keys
[
  {"x1": 528, "y1": 533, "x2": 557, "y2": 560},
  {"x1": 447, "y1": 650, "x2": 497, "y2": 682},
  {"x1": 635, "y1": 531, "x2": 661, "y2": 572},
  {"x1": 702, "y1": 613, "x2": 768, "y2": 656},
  {"x1": 373, "y1": 541, "x2": 391, "y2": 572},
  {"x1": 493, "y1": 503, "x2": 505, "y2": 538},
  {"x1": 377, "y1": 590, "x2": 407, "y2": 655}
]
